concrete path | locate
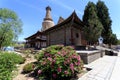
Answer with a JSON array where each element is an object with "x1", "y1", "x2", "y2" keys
[
  {"x1": 78, "y1": 52, "x2": 120, "y2": 80},
  {"x1": 110, "y1": 52, "x2": 120, "y2": 80}
]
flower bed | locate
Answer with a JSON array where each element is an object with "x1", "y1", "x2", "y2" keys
[{"x1": 35, "y1": 45, "x2": 83, "y2": 80}]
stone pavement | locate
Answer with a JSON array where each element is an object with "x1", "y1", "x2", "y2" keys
[
  {"x1": 110, "y1": 55, "x2": 120, "y2": 80},
  {"x1": 78, "y1": 52, "x2": 120, "y2": 80}
]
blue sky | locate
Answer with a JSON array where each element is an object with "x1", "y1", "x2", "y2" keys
[{"x1": 0, "y1": 0, "x2": 120, "y2": 41}]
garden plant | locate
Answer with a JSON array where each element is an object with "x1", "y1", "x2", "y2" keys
[
  {"x1": 0, "y1": 51, "x2": 25, "y2": 80},
  {"x1": 35, "y1": 45, "x2": 83, "y2": 80}
]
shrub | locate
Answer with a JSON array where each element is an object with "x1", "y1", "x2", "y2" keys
[
  {"x1": 7, "y1": 52, "x2": 25, "y2": 64},
  {"x1": 36, "y1": 45, "x2": 83, "y2": 80},
  {"x1": 0, "y1": 52, "x2": 25, "y2": 80},
  {"x1": 23, "y1": 63, "x2": 34, "y2": 73},
  {"x1": 23, "y1": 49, "x2": 32, "y2": 58}
]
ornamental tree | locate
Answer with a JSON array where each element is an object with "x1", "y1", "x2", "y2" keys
[{"x1": 0, "y1": 8, "x2": 22, "y2": 49}]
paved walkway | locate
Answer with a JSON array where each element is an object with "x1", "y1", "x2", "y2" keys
[
  {"x1": 110, "y1": 55, "x2": 120, "y2": 80},
  {"x1": 78, "y1": 52, "x2": 120, "y2": 80}
]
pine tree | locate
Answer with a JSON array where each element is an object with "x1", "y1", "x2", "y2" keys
[
  {"x1": 110, "y1": 34, "x2": 118, "y2": 45},
  {"x1": 82, "y1": 1, "x2": 103, "y2": 45},
  {"x1": 96, "y1": 0, "x2": 113, "y2": 44}
]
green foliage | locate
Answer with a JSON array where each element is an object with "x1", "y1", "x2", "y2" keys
[
  {"x1": 0, "y1": 8, "x2": 23, "y2": 48},
  {"x1": 118, "y1": 39, "x2": 120, "y2": 44},
  {"x1": 23, "y1": 49, "x2": 32, "y2": 58},
  {"x1": 23, "y1": 63, "x2": 34, "y2": 73},
  {"x1": 110, "y1": 34, "x2": 118, "y2": 45},
  {"x1": 82, "y1": 1, "x2": 103, "y2": 44},
  {"x1": 6, "y1": 52, "x2": 25, "y2": 64},
  {"x1": 96, "y1": 0, "x2": 115, "y2": 44},
  {"x1": 14, "y1": 43, "x2": 24, "y2": 49},
  {"x1": 24, "y1": 49, "x2": 31, "y2": 54},
  {"x1": 83, "y1": 1, "x2": 117, "y2": 45},
  {"x1": 0, "y1": 52, "x2": 25, "y2": 80},
  {"x1": 36, "y1": 45, "x2": 83, "y2": 80}
]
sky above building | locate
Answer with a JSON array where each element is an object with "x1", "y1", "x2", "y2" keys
[{"x1": 0, "y1": 0, "x2": 120, "y2": 41}]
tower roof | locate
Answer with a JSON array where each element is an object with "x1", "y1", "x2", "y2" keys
[
  {"x1": 46, "y1": 6, "x2": 51, "y2": 11},
  {"x1": 44, "y1": 6, "x2": 53, "y2": 21},
  {"x1": 43, "y1": 11, "x2": 84, "y2": 33},
  {"x1": 25, "y1": 31, "x2": 43, "y2": 40},
  {"x1": 42, "y1": 6, "x2": 54, "y2": 31},
  {"x1": 57, "y1": 16, "x2": 64, "y2": 24}
]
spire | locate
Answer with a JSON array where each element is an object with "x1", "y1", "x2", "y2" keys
[
  {"x1": 44, "y1": 6, "x2": 53, "y2": 21},
  {"x1": 57, "y1": 16, "x2": 64, "y2": 24},
  {"x1": 42, "y1": 6, "x2": 55, "y2": 31}
]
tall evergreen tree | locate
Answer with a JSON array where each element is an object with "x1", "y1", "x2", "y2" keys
[
  {"x1": 82, "y1": 1, "x2": 103, "y2": 45},
  {"x1": 110, "y1": 34, "x2": 118, "y2": 45},
  {"x1": 118, "y1": 39, "x2": 120, "y2": 44},
  {"x1": 96, "y1": 0, "x2": 113, "y2": 44}
]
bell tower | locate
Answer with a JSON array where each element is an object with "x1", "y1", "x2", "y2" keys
[{"x1": 42, "y1": 6, "x2": 54, "y2": 31}]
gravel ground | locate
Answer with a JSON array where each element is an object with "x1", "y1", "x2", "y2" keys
[{"x1": 13, "y1": 53, "x2": 37, "y2": 80}]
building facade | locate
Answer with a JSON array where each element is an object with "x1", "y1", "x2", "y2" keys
[
  {"x1": 25, "y1": 31, "x2": 46, "y2": 49},
  {"x1": 25, "y1": 6, "x2": 87, "y2": 49},
  {"x1": 43, "y1": 11, "x2": 87, "y2": 46},
  {"x1": 25, "y1": 6, "x2": 54, "y2": 49}
]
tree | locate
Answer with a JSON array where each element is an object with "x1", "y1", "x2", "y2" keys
[
  {"x1": 0, "y1": 8, "x2": 22, "y2": 48},
  {"x1": 118, "y1": 39, "x2": 120, "y2": 44},
  {"x1": 110, "y1": 34, "x2": 118, "y2": 45},
  {"x1": 96, "y1": 0, "x2": 113, "y2": 44},
  {"x1": 82, "y1": 1, "x2": 103, "y2": 45}
]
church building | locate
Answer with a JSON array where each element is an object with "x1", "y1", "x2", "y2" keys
[{"x1": 25, "y1": 6, "x2": 87, "y2": 49}]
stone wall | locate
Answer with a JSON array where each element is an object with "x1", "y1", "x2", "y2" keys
[
  {"x1": 46, "y1": 23, "x2": 72, "y2": 46},
  {"x1": 49, "y1": 26, "x2": 65, "y2": 45},
  {"x1": 77, "y1": 50, "x2": 105, "y2": 64},
  {"x1": 46, "y1": 23, "x2": 87, "y2": 46},
  {"x1": 65, "y1": 25, "x2": 71, "y2": 45},
  {"x1": 72, "y1": 27, "x2": 82, "y2": 46}
]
